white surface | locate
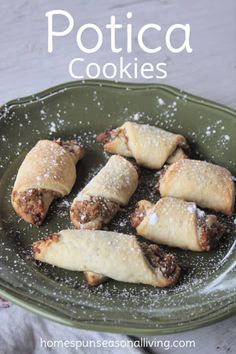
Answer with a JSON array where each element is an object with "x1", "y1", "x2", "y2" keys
[
  {"x1": 0, "y1": 0, "x2": 235, "y2": 353},
  {"x1": 0, "y1": 305, "x2": 235, "y2": 354},
  {"x1": 0, "y1": 0, "x2": 235, "y2": 108}
]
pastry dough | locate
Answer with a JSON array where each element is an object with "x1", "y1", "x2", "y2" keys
[
  {"x1": 11, "y1": 139, "x2": 84, "y2": 225},
  {"x1": 33, "y1": 230, "x2": 181, "y2": 288},
  {"x1": 97, "y1": 122, "x2": 188, "y2": 169},
  {"x1": 70, "y1": 155, "x2": 138, "y2": 230},
  {"x1": 84, "y1": 271, "x2": 109, "y2": 286},
  {"x1": 159, "y1": 159, "x2": 235, "y2": 215},
  {"x1": 70, "y1": 155, "x2": 138, "y2": 285},
  {"x1": 131, "y1": 197, "x2": 223, "y2": 251}
]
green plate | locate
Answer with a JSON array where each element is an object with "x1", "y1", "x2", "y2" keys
[{"x1": 0, "y1": 80, "x2": 235, "y2": 335}]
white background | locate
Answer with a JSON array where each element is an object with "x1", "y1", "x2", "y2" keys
[{"x1": 0, "y1": 0, "x2": 235, "y2": 108}]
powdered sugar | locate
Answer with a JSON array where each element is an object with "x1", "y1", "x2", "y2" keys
[
  {"x1": 187, "y1": 203, "x2": 197, "y2": 213},
  {"x1": 0, "y1": 84, "x2": 235, "y2": 329},
  {"x1": 156, "y1": 97, "x2": 165, "y2": 106},
  {"x1": 49, "y1": 122, "x2": 57, "y2": 133},
  {"x1": 196, "y1": 209, "x2": 205, "y2": 218},
  {"x1": 148, "y1": 212, "x2": 159, "y2": 225}
]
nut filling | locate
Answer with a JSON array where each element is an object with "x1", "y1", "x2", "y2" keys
[
  {"x1": 198, "y1": 216, "x2": 223, "y2": 251},
  {"x1": 97, "y1": 127, "x2": 127, "y2": 144},
  {"x1": 96, "y1": 128, "x2": 114, "y2": 145},
  {"x1": 54, "y1": 139, "x2": 84, "y2": 161},
  {"x1": 140, "y1": 242, "x2": 179, "y2": 279},
  {"x1": 97, "y1": 127, "x2": 130, "y2": 148},
  {"x1": 13, "y1": 189, "x2": 60, "y2": 226},
  {"x1": 131, "y1": 201, "x2": 151, "y2": 228},
  {"x1": 71, "y1": 196, "x2": 119, "y2": 225}
]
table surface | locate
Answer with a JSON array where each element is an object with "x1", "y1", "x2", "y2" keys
[{"x1": 0, "y1": 1, "x2": 235, "y2": 353}]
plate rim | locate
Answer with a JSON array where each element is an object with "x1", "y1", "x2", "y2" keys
[
  {"x1": 0, "y1": 79, "x2": 236, "y2": 335},
  {"x1": 0, "y1": 285, "x2": 235, "y2": 335},
  {"x1": 0, "y1": 79, "x2": 236, "y2": 118}
]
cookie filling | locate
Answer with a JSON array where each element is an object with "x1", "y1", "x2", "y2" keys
[
  {"x1": 140, "y1": 242, "x2": 180, "y2": 279},
  {"x1": 55, "y1": 139, "x2": 84, "y2": 162},
  {"x1": 198, "y1": 214, "x2": 223, "y2": 251},
  {"x1": 12, "y1": 189, "x2": 60, "y2": 226},
  {"x1": 71, "y1": 196, "x2": 119, "y2": 225}
]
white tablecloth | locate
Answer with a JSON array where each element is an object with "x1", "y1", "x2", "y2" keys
[{"x1": 0, "y1": 305, "x2": 235, "y2": 354}]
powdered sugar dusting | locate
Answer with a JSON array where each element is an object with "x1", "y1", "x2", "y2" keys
[
  {"x1": 49, "y1": 122, "x2": 57, "y2": 134},
  {"x1": 0, "y1": 84, "x2": 235, "y2": 329},
  {"x1": 148, "y1": 212, "x2": 159, "y2": 225},
  {"x1": 156, "y1": 97, "x2": 165, "y2": 106},
  {"x1": 187, "y1": 203, "x2": 197, "y2": 213}
]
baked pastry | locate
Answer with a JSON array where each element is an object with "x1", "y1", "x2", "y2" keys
[
  {"x1": 70, "y1": 155, "x2": 139, "y2": 230},
  {"x1": 131, "y1": 197, "x2": 223, "y2": 252},
  {"x1": 158, "y1": 159, "x2": 235, "y2": 215},
  {"x1": 97, "y1": 121, "x2": 188, "y2": 169},
  {"x1": 70, "y1": 155, "x2": 138, "y2": 285},
  {"x1": 84, "y1": 271, "x2": 109, "y2": 286},
  {"x1": 11, "y1": 139, "x2": 84, "y2": 226},
  {"x1": 33, "y1": 230, "x2": 181, "y2": 288}
]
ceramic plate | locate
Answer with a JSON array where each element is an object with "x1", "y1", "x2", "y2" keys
[{"x1": 0, "y1": 80, "x2": 235, "y2": 335}]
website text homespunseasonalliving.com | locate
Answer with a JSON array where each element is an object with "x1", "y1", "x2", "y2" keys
[{"x1": 40, "y1": 337, "x2": 196, "y2": 350}]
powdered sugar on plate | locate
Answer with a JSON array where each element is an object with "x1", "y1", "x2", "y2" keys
[{"x1": 0, "y1": 84, "x2": 235, "y2": 328}]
